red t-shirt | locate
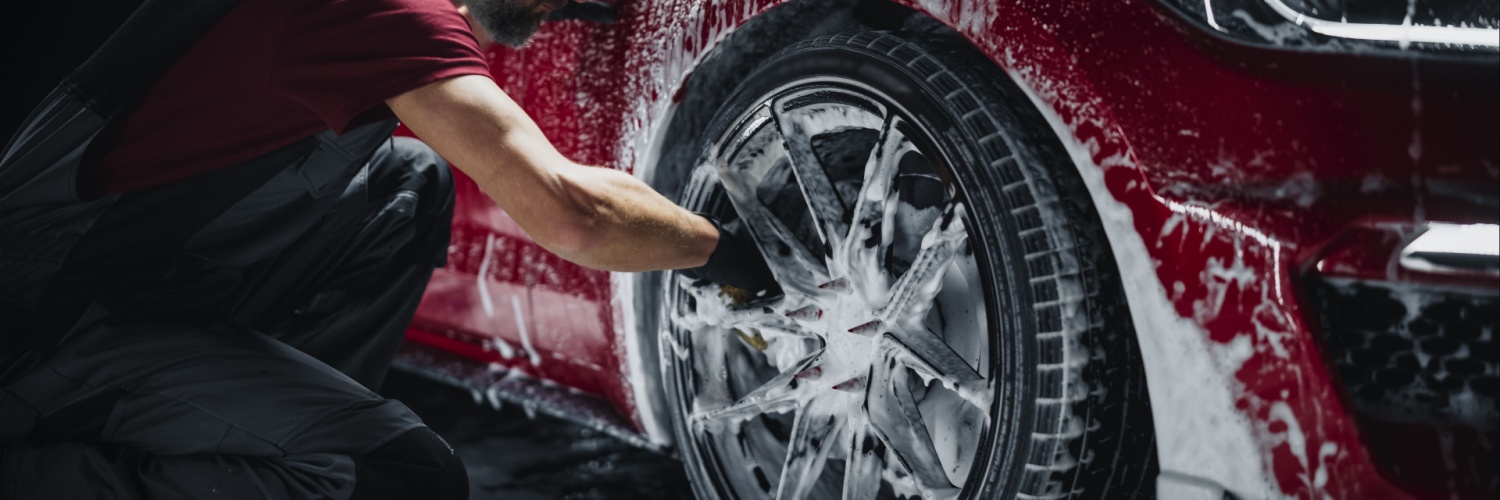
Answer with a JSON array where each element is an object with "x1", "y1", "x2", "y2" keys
[{"x1": 82, "y1": 0, "x2": 490, "y2": 195}]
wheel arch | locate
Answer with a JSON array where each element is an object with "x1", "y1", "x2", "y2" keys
[
  {"x1": 868, "y1": 1, "x2": 1291, "y2": 497},
  {"x1": 623, "y1": 0, "x2": 1140, "y2": 452}
]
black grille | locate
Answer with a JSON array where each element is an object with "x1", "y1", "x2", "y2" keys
[
  {"x1": 1309, "y1": 279, "x2": 1498, "y2": 424},
  {"x1": 1307, "y1": 278, "x2": 1498, "y2": 496}
]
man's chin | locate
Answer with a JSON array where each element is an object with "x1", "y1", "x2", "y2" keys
[
  {"x1": 469, "y1": 0, "x2": 548, "y2": 49},
  {"x1": 485, "y1": 19, "x2": 543, "y2": 48},
  {"x1": 495, "y1": 32, "x2": 538, "y2": 48}
]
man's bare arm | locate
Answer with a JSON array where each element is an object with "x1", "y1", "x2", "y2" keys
[{"x1": 387, "y1": 74, "x2": 718, "y2": 272}]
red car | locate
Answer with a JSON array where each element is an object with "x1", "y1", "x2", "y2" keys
[{"x1": 396, "y1": 0, "x2": 1499, "y2": 498}]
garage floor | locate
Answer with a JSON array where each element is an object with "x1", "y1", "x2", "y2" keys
[{"x1": 381, "y1": 370, "x2": 695, "y2": 500}]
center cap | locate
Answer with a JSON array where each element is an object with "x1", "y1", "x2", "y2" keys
[{"x1": 788, "y1": 280, "x2": 883, "y2": 392}]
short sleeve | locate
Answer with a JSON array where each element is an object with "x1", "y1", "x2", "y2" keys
[{"x1": 272, "y1": 0, "x2": 491, "y2": 133}]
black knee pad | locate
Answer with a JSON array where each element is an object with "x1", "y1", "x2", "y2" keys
[{"x1": 351, "y1": 427, "x2": 467, "y2": 500}]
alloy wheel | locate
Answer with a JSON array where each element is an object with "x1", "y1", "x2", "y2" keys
[{"x1": 668, "y1": 82, "x2": 994, "y2": 500}]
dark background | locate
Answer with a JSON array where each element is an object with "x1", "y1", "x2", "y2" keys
[{"x1": 381, "y1": 370, "x2": 695, "y2": 500}]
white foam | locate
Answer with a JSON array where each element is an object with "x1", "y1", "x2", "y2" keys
[{"x1": 512, "y1": 294, "x2": 542, "y2": 366}]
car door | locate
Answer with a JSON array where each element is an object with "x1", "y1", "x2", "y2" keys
[{"x1": 404, "y1": 0, "x2": 639, "y2": 421}]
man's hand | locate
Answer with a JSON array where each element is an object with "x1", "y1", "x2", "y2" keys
[{"x1": 679, "y1": 214, "x2": 780, "y2": 301}]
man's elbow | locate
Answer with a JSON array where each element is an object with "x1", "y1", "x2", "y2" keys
[
  {"x1": 534, "y1": 217, "x2": 605, "y2": 268},
  {"x1": 529, "y1": 185, "x2": 610, "y2": 269},
  {"x1": 525, "y1": 165, "x2": 645, "y2": 270}
]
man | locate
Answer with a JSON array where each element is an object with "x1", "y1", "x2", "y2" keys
[{"x1": 0, "y1": 0, "x2": 769, "y2": 497}]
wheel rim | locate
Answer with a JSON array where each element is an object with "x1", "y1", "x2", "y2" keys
[{"x1": 669, "y1": 81, "x2": 996, "y2": 500}]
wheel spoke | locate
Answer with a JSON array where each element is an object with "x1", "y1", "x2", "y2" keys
[
  {"x1": 843, "y1": 115, "x2": 914, "y2": 289},
  {"x1": 879, "y1": 333, "x2": 990, "y2": 411},
  {"x1": 865, "y1": 357, "x2": 958, "y2": 498},
  {"x1": 772, "y1": 101, "x2": 849, "y2": 253},
  {"x1": 710, "y1": 105, "x2": 831, "y2": 292},
  {"x1": 750, "y1": 323, "x2": 816, "y2": 340},
  {"x1": 775, "y1": 396, "x2": 847, "y2": 500},
  {"x1": 841, "y1": 414, "x2": 884, "y2": 500},
  {"x1": 683, "y1": 317, "x2": 734, "y2": 419},
  {"x1": 718, "y1": 301, "x2": 804, "y2": 333},
  {"x1": 676, "y1": 280, "x2": 819, "y2": 338},
  {"x1": 877, "y1": 201, "x2": 968, "y2": 324},
  {"x1": 715, "y1": 161, "x2": 830, "y2": 293},
  {"x1": 691, "y1": 352, "x2": 823, "y2": 425}
]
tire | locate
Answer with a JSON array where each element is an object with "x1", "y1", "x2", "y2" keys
[{"x1": 661, "y1": 31, "x2": 1156, "y2": 499}]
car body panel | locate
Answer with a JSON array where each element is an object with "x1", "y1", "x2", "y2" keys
[{"x1": 405, "y1": 0, "x2": 1498, "y2": 498}]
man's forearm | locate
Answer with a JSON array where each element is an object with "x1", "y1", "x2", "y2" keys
[{"x1": 549, "y1": 162, "x2": 718, "y2": 271}]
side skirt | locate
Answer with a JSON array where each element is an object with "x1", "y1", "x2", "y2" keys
[{"x1": 391, "y1": 339, "x2": 667, "y2": 454}]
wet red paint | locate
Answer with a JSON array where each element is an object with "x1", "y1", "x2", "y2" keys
[
  {"x1": 947, "y1": 1, "x2": 1494, "y2": 497},
  {"x1": 401, "y1": 0, "x2": 1496, "y2": 497}
]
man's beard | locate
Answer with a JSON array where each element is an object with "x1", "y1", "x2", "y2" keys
[{"x1": 463, "y1": 0, "x2": 548, "y2": 48}]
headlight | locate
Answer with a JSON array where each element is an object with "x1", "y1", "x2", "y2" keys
[
  {"x1": 1157, "y1": 0, "x2": 1500, "y2": 53},
  {"x1": 1400, "y1": 223, "x2": 1500, "y2": 275}
]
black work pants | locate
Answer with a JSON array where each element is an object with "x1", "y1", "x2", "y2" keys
[{"x1": 0, "y1": 137, "x2": 466, "y2": 499}]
